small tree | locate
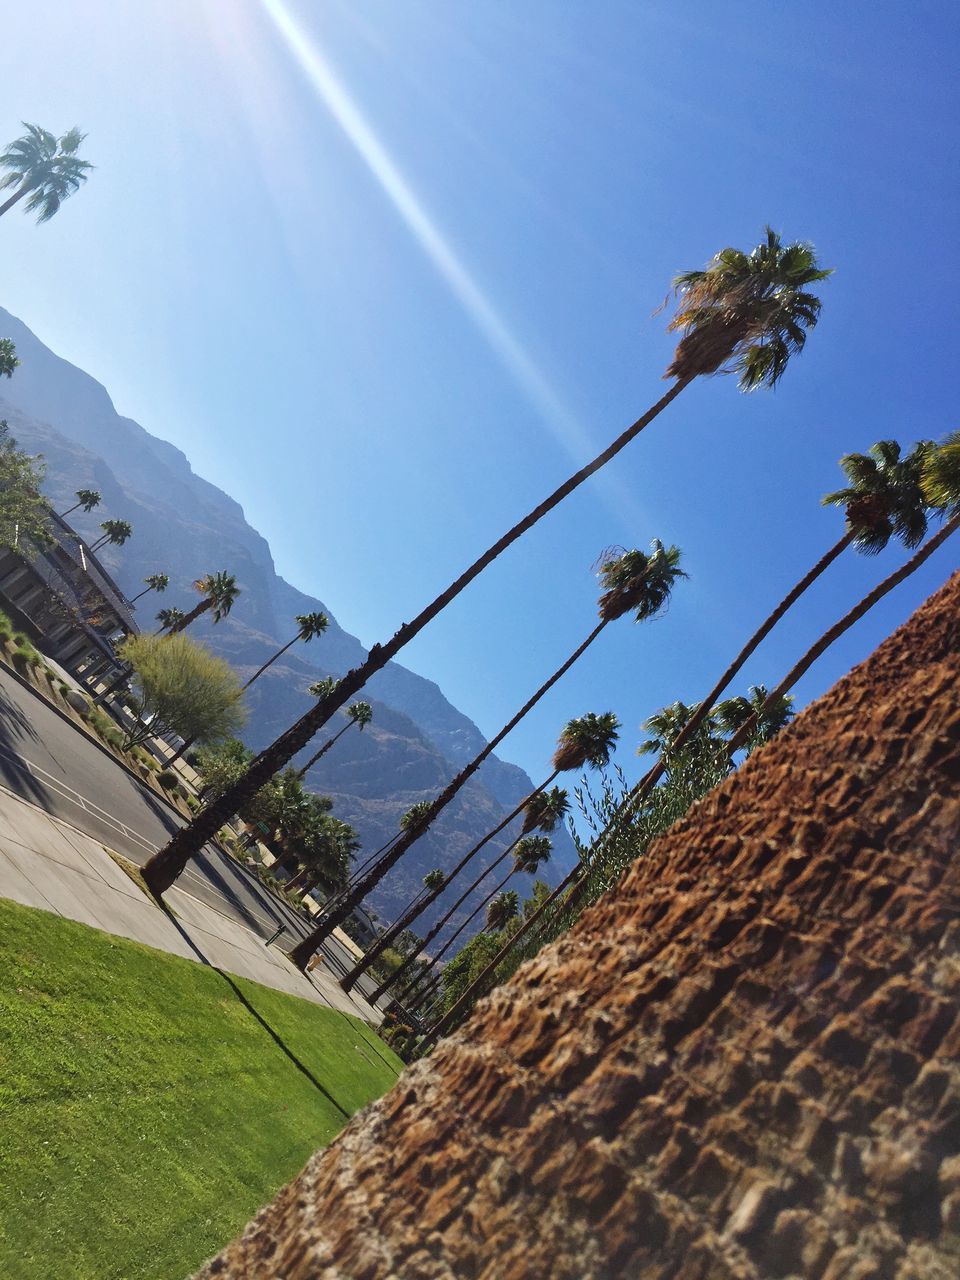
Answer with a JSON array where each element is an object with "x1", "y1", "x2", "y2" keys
[
  {"x1": 0, "y1": 421, "x2": 50, "y2": 549},
  {"x1": 194, "y1": 738, "x2": 254, "y2": 799},
  {"x1": 0, "y1": 338, "x2": 19, "y2": 378},
  {"x1": 116, "y1": 633, "x2": 246, "y2": 751}
]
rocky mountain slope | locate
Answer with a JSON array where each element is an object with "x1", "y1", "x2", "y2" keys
[
  {"x1": 197, "y1": 570, "x2": 960, "y2": 1278},
  {"x1": 0, "y1": 305, "x2": 574, "y2": 929}
]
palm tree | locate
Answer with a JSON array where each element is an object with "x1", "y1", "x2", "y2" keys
[
  {"x1": 0, "y1": 339, "x2": 18, "y2": 378},
  {"x1": 451, "y1": 838, "x2": 550, "y2": 951},
  {"x1": 486, "y1": 890, "x2": 520, "y2": 933},
  {"x1": 155, "y1": 606, "x2": 185, "y2": 633},
  {"x1": 295, "y1": 700, "x2": 372, "y2": 780},
  {"x1": 328, "y1": 541, "x2": 677, "y2": 973},
  {"x1": 166, "y1": 572, "x2": 239, "y2": 634},
  {"x1": 922, "y1": 430, "x2": 960, "y2": 514},
  {"x1": 713, "y1": 685, "x2": 794, "y2": 754},
  {"x1": 727, "y1": 514, "x2": 960, "y2": 757},
  {"x1": 90, "y1": 519, "x2": 132, "y2": 552},
  {"x1": 142, "y1": 228, "x2": 830, "y2": 895},
  {"x1": 130, "y1": 573, "x2": 169, "y2": 604},
  {"x1": 609, "y1": 437, "x2": 937, "y2": 835},
  {"x1": 241, "y1": 612, "x2": 329, "y2": 691},
  {"x1": 323, "y1": 544, "x2": 679, "y2": 983},
  {"x1": 59, "y1": 489, "x2": 101, "y2": 519},
  {"x1": 0, "y1": 124, "x2": 93, "y2": 221},
  {"x1": 362, "y1": 713, "x2": 619, "y2": 1001}
]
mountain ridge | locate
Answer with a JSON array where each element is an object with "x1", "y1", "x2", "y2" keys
[{"x1": 0, "y1": 305, "x2": 575, "y2": 929}]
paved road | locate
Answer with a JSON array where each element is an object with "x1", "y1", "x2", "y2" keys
[{"x1": 0, "y1": 665, "x2": 382, "y2": 1005}]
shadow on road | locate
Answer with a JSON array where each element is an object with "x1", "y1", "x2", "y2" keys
[{"x1": 164, "y1": 911, "x2": 352, "y2": 1119}]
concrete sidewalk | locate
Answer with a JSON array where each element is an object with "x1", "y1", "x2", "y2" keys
[{"x1": 0, "y1": 782, "x2": 382, "y2": 1023}]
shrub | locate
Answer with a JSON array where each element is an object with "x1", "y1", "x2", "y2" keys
[
  {"x1": 0, "y1": 627, "x2": 11, "y2": 645},
  {"x1": 156, "y1": 769, "x2": 179, "y2": 791}
]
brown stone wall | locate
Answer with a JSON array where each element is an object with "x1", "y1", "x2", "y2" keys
[{"x1": 197, "y1": 571, "x2": 960, "y2": 1279}]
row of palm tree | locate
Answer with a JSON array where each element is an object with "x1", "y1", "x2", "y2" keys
[
  {"x1": 140, "y1": 227, "x2": 834, "y2": 896},
  {"x1": 290, "y1": 538, "x2": 683, "y2": 976},
  {"x1": 590, "y1": 436, "x2": 952, "y2": 855},
  {"x1": 419, "y1": 461, "x2": 960, "y2": 1048},
  {"x1": 393, "y1": 687, "x2": 790, "y2": 1018},
  {"x1": 289, "y1": 540, "x2": 683, "y2": 974}
]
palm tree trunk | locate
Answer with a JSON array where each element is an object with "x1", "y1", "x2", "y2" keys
[
  {"x1": 0, "y1": 183, "x2": 31, "y2": 218},
  {"x1": 726, "y1": 513, "x2": 960, "y2": 755},
  {"x1": 59, "y1": 501, "x2": 82, "y2": 519},
  {"x1": 130, "y1": 585, "x2": 157, "y2": 603},
  {"x1": 167, "y1": 599, "x2": 211, "y2": 634},
  {"x1": 335, "y1": 621, "x2": 610, "y2": 989},
  {"x1": 355, "y1": 833, "x2": 523, "y2": 998},
  {"x1": 296, "y1": 720, "x2": 353, "y2": 779},
  {"x1": 423, "y1": 862, "x2": 584, "y2": 1048},
  {"x1": 141, "y1": 378, "x2": 690, "y2": 897},
  {"x1": 597, "y1": 528, "x2": 857, "y2": 850},
  {"x1": 242, "y1": 634, "x2": 298, "y2": 691}
]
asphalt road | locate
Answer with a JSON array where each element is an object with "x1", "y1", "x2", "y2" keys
[{"x1": 0, "y1": 664, "x2": 382, "y2": 1005}]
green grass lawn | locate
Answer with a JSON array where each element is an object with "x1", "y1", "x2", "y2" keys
[{"x1": 0, "y1": 898, "x2": 403, "y2": 1279}]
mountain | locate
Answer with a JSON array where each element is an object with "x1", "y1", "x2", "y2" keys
[{"x1": 0, "y1": 305, "x2": 575, "y2": 935}]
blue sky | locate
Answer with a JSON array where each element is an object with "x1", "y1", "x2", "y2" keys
[{"x1": 2, "y1": 1, "x2": 958, "y2": 792}]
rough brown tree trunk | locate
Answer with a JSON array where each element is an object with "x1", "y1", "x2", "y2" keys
[{"x1": 197, "y1": 569, "x2": 960, "y2": 1280}]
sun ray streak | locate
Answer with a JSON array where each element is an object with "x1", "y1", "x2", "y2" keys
[{"x1": 259, "y1": 0, "x2": 649, "y2": 534}]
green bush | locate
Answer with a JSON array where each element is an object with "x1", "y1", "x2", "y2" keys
[
  {"x1": 157, "y1": 769, "x2": 179, "y2": 791},
  {"x1": 0, "y1": 628, "x2": 11, "y2": 645}
]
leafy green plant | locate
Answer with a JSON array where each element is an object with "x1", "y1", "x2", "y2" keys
[{"x1": 157, "y1": 769, "x2": 179, "y2": 792}]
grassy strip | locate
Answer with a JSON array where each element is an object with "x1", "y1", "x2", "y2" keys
[{"x1": 0, "y1": 898, "x2": 402, "y2": 1279}]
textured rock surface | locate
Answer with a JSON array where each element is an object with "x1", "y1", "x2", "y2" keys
[{"x1": 196, "y1": 569, "x2": 960, "y2": 1278}]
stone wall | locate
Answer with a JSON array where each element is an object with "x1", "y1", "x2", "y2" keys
[{"x1": 196, "y1": 570, "x2": 960, "y2": 1279}]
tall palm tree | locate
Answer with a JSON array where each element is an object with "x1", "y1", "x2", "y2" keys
[
  {"x1": 295, "y1": 700, "x2": 372, "y2": 780},
  {"x1": 0, "y1": 124, "x2": 93, "y2": 222},
  {"x1": 166, "y1": 571, "x2": 239, "y2": 634},
  {"x1": 90, "y1": 519, "x2": 132, "y2": 552},
  {"x1": 713, "y1": 685, "x2": 794, "y2": 754},
  {"x1": 241, "y1": 612, "x2": 329, "y2": 690},
  {"x1": 453, "y1": 838, "x2": 550, "y2": 950},
  {"x1": 726, "y1": 514, "x2": 960, "y2": 756},
  {"x1": 314, "y1": 556, "x2": 671, "y2": 985},
  {"x1": 130, "y1": 573, "x2": 169, "y2": 603},
  {"x1": 284, "y1": 557, "x2": 671, "y2": 975},
  {"x1": 485, "y1": 890, "x2": 520, "y2": 933},
  {"x1": 142, "y1": 228, "x2": 830, "y2": 894},
  {"x1": 609, "y1": 437, "x2": 937, "y2": 834},
  {"x1": 59, "y1": 489, "x2": 101, "y2": 519},
  {"x1": 361, "y1": 713, "x2": 620, "y2": 1000}
]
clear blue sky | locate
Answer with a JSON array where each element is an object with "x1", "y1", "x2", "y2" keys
[{"x1": 3, "y1": 1, "x2": 958, "y2": 792}]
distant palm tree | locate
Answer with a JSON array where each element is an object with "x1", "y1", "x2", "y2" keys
[
  {"x1": 485, "y1": 890, "x2": 520, "y2": 933},
  {"x1": 394, "y1": 790, "x2": 572, "y2": 1010},
  {"x1": 617, "y1": 438, "x2": 937, "y2": 824},
  {"x1": 142, "y1": 228, "x2": 830, "y2": 895},
  {"x1": 361, "y1": 713, "x2": 620, "y2": 1000},
  {"x1": 0, "y1": 339, "x2": 18, "y2": 378},
  {"x1": 59, "y1": 489, "x2": 101, "y2": 518},
  {"x1": 130, "y1": 573, "x2": 169, "y2": 603},
  {"x1": 714, "y1": 685, "x2": 794, "y2": 754},
  {"x1": 166, "y1": 571, "x2": 239, "y2": 634},
  {"x1": 295, "y1": 700, "x2": 372, "y2": 780},
  {"x1": 242, "y1": 612, "x2": 329, "y2": 691},
  {"x1": 90, "y1": 519, "x2": 132, "y2": 552},
  {"x1": 0, "y1": 123, "x2": 93, "y2": 221},
  {"x1": 155, "y1": 606, "x2": 185, "y2": 633}
]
